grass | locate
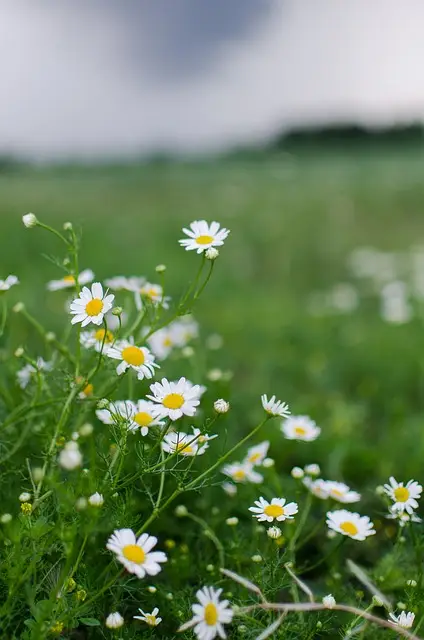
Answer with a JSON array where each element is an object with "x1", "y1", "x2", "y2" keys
[{"x1": 1, "y1": 147, "x2": 424, "y2": 638}]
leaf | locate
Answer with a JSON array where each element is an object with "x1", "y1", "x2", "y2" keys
[{"x1": 79, "y1": 617, "x2": 101, "y2": 626}]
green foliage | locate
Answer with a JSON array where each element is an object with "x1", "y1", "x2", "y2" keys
[{"x1": 0, "y1": 154, "x2": 424, "y2": 638}]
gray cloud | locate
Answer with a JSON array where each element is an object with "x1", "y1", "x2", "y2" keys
[{"x1": 1, "y1": 0, "x2": 424, "y2": 159}]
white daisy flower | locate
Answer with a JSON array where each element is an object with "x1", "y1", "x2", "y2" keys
[
  {"x1": 135, "y1": 282, "x2": 170, "y2": 310},
  {"x1": 106, "y1": 528, "x2": 167, "y2": 578},
  {"x1": 80, "y1": 327, "x2": 115, "y2": 353},
  {"x1": 281, "y1": 415, "x2": 321, "y2": 441},
  {"x1": 104, "y1": 275, "x2": 145, "y2": 291},
  {"x1": 386, "y1": 507, "x2": 422, "y2": 527},
  {"x1": 47, "y1": 269, "x2": 94, "y2": 291},
  {"x1": 179, "y1": 220, "x2": 230, "y2": 254},
  {"x1": 303, "y1": 477, "x2": 330, "y2": 499},
  {"x1": 244, "y1": 441, "x2": 270, "y2": 466},
  {"x1": 249, "y1": 496, "x2": 299, "y2": 522},
  {"x1": 179, "y1": 585, "x2": 233, "y2": 640},
  {"x1": 58, "y1": 441, "x2": 82, "y2": 470},
  {"x1": 17, "y1": 357, "x2": 52, "y2": 389},
  {"x1": 107, "y1": 339, "x2": 159, "y2": 380},
  {"x1": 70, "y1": 283, "x2": 114, "y2": 327},
  {"x1": 383, "y1": 476, "x2": 422, "y2": 514},
  {"x1": 388, "y1": 611, "x2": 415, "y2": 629},
  {"x1": 325, "y1": 481, "x2": 361, "y2": 504},
  {"x1": 147, "y1": 326, "x2": 176, "y2": 360},
  {"x1": 261, "y1": 394, "x2": 291, "y2": 418},
  {"x1": 221, "y1": 462, "x2": 263, "y2": 484},
  {"x1": 96, "y1": 400, "x2": 131, "y2": 425},
  {"x1": 326, "y1": 509, "x2": 376, "y2": 541},
  {"x1": 190, "y1": 427, "x2": 218, "y2": 454},
  {"x1": 0, "y1": 275, "x2": 19, "y2": 292},
  {"x1": 134, "y1": 607, "x2": 162, "y2": 626},
  {"x1": 147, "y1": 377, "x2": 202, "y2": 421},
  {"x1": 96, "y1": 400, "x2": 163, "y2": 435},
  {"x1": 162, "y1": 431, "x2": 203, "y2": 457},
  {"x1": 105, "y1": 612, "x2": 124, "y2": 629}
]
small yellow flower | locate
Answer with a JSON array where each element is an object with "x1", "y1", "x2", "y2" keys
[
  {"x1": 21, "y1": 502, "x2": 32, "y2": 515},
  {"x1": 165, "y1": 539, "x2": 176, "y2": 550},
  {"x1": 56, "y1": 436, "x2": 66, "y2": 447},
  {"x1": 66, "y1": 577, "x2": 76, "y2": 592},
  {"x1": 76, "y1": 589, "x2": 87, "y2": 602},
  {"x1": 50, "y1": 621, "x2": 64, "y2": 635}
]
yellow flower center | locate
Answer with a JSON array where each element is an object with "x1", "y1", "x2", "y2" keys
[
  {"x1": 83, "y1": 383, "x2": 94, "y2": 396},
  {"x1": 264, "y1": 504, "x2": 284, "y2": 518},
  {"x1": 394, "y1": 487, "x2": 410, "y2": 502},
  {"x1": 176, "y1": 441, "x2": 194, "y2": 454},
  {"x1": 196, "y1": 235, "x2": 213, "y2": 245},
  {"x1": 122, "y1": 346, "x2": 145, "y2": 366},
  {"x1": 249, "y1": 453, "x2": 262, "y2": 463},
  {"x1": 145, "y1": 615, "x2": 157, "y2": 626},
  {"x1": 94, "y1": 328, "x2": 113, "y2": 343},
  {"x1": 63, "y1": 275, "x2": 75, "y2": 284},
  {"x1": 163, "y1": 393, "x2": 184, "y2": 409},
  {"x1": 294, "y1": 426, "x2": 307, "y2": 436},
  {"x1": 204, "y1": 603, "x2": 218, "y2": 626},
  {"x1": 134, "y1": 412, "x2": 153, "y2": 427},
  {"x1": 340, "y1": 521, "x2": 358, "y2": 536},
  {"x1": 123, "y1": 544, "x2": 145, "y2": 564},
  {"x1": 143, "y1": 287, "x2": 159, "y2": 298},
  {"x1": 331, "y1": 489, "x2": 344, "y2": 498},
  {"x1": 85, "y1": 298, "x2": 104, "y2": 316},
  {"x1": 163, "y1": 337, "x2": 173, "y2": 347},
  {"x1": 233, "y1": 469, "x2": 246, "y2": 481}
]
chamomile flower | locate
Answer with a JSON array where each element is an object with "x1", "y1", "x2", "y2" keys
[
  {"x1": 383, "y1": 477, "x2": 422, "y2": 514},
  {"x1": 244, "y1": 441, "x2": 270, "y2": 466},
  {"x1": 281, "y1": 415, "x2": 321, "y2": 441},
  {"x1": 134, "y1": 607, "x2": 162, "y2": 626},
  {"x1": 249, "y1": 497, "x2": 298, "y2": 522},
  {"x1": 104, "y1": 275, "x2": 145, "y2": 291},
  {"x1": 0, "y1": 275, "x2": 19, "y2": 292},
  {"x1": 17, "y1": 357, "x2": 52, "y2": 389},
  {"x1": 388, "y1": 611, "x2": 415, "y2": 629},
  {"x1": 47, "y1": 269, "x2": 94, "y2": 291},
  {"x1": 179, "y1": 586, "x2": 233, "y2": 640},
  {"x1": 325, "y1": 481, "x2": 361, "y2": 504},
  {"x1": 386, "y1": 506, "x2": 422, "y2": 527},
  {"x1": 126, "y1": 400, "x2": 165, "y2": 435},
  {"x1": 191, "y1": 428, "x2": 218, "y2": 454},
  {"x1": 70, "y1": 283, "x2": 114, "y2": 327},
  {"x1": 261, "y1": 394, "x2": 291, "y2": 418},
  {"x1": 148, "y1": 327, "x2": 176, "y2": 360},
  {"x1": 80, "y1": 327, "x2": 114, "y2": 353},
  {"x1": 136, "y1": 282, "x2": 170, "y2": 310},
  {"x1": 222, "y1": 482, "x2": 237, "y2": 496},
  {"x1": 326, "y1": 509, "x2": 376, "y2": 541},
  {"x1": 106, "y1": 529, "x2": 167, "y2": 578},
  {"x1": 179, "y1": 220, "x2": 230, "y2": 254},
  {"x1": 96, "y1": 400, "x2": 131, "y2": 425},
  {"x1": 303, "y1": 477, "x2": 330, "y2": 499},
  {"x1": 222, "y1": 462, "x2": 263, "y2": 484},
  {"x1": 147, "y1": 377, "x2": 202, "y2": 421},
  {"x1": 107, "y1": 339, "x2": 158, "y2": 380},
  {"x1": 162, "y1": 431, "x2": 203, "y2": 457}
]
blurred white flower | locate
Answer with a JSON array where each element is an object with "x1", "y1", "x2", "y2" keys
[
  {"x1": 47, "y1": 269, "x2": 94, "y2": 291},
  {"x1": 59, "y1": 442, "x2": 82, "y2": 470}
]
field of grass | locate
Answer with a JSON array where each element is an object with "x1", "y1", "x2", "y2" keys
[{"x1": 1, "y1": 148, "x2": 424, "y2": 638}]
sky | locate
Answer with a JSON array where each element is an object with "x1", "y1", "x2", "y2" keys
[{"x1": 1, "y1": 0, "x2": 424, "y2": 159}]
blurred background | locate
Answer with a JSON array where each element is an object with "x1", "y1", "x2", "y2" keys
[{"x1": 2, "y1": 0, "x2": 424, "y2": 481}]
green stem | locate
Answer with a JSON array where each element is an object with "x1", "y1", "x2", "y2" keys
[{"x1": 185, "y1": 512, "x2": 225, "y2": 567}]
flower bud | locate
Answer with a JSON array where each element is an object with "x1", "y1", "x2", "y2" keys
[
  {"x1": 214, "y1": 399, "x2": 230, "y2": 414},
  {"x1": 45, "y1": 332, "x2": 56, "y2": 342},
  {"x1": 155, "y1": 264, "x2": 166, "y2": 273},
  {"x1": 175, "y1": 505, "x2": 188, "y2": 517},
  {"x1": 262, "y1": 457, "x2": 274, "y2": 468},
  {"x1": 22, "y1": 213, "x2": 38, "y2": 228},
  {"x1": 19, "y1": 492, "x2": 31, "y2": 502},
  {"x1": 79, "y1": 423, "x2": 93, "y2": 437},
  {"x1": 13, "y1": 302, "x2": 25, "y2": 313},
  {"x1": 111, "y1": 306, "x2": 123, "y2": 316},
  {"x1": 304, "y1": 463, "x2": 320, "y2": 476},
  {"x1": 88, "y1": 492, "x2": 104, "y2": 507},
  {"x1": 205, "y1": 247, "x2": 219, "y2": 260},
  {"x1": 322, "y1": 594, "x2": 336, "y2": 609},
  {"x1": 251, "y1": 554, "x2": 262, "y2": 563},
  {"x1": 106, "y1": 612, "x2": 124, "y2": 629},
  {"x1": 267, "y1": 526, "x2": 282, "y2": 539},
  {"x1": 0, "y1": 513, "x2": 12, "y2": 524},
  {"x1": 14, "y1": 346, "x2": 24, "y2": 357},
  {"x1": 291, "y1": 466, "x2": 304, "y2": 479},
  {"x1": 226, "y1": 517, "x2": 239, "y2": 526},
  {"x1": 63, "y1": 222, "x2": 73, "y2": 231}
]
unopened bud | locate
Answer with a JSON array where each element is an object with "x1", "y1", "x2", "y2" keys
[
  {"x1": 155, "y1": 264, "x2": 166, "y2": 273},
  {"x1": 13, "y1": 302, "x2": 25, "y2": 313},
  {"x1": 214, "y1": 399, "x2": 230, "y2": 414},
  {"x1": 14, "y1": 346, "x2": 24, "y2": 357},
  {"x1": 205, "y1": 247, "x2": 219, "y2": 260},
  {"x1": 111, "y1": 306, "x2": 122, "y2": 316},
  {"x1": 22, "y1": 213, "x2": 38, "y2": 228},
  {"x1": 63, "y1": 222, "x2": 73, "y2": 231}
]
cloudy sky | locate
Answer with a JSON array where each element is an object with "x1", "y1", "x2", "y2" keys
[{"x1": 2, "y1": 0, "x2": 424, "y2": 159}]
